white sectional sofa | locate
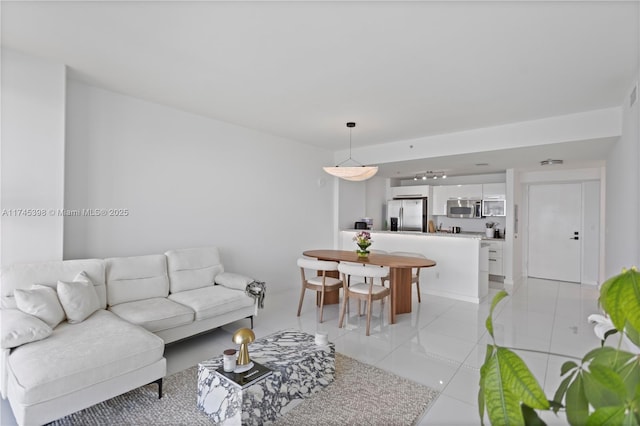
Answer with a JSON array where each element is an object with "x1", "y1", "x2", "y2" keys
[{"x1": 0, "y1": 246, "x2": 259, "y2": 426}]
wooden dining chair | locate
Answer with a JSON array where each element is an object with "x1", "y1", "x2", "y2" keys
[
  {"x1": 385, "y1": 251, "x2": 426, "y2": 303},
  {"x1": 338, "y1": 263, "x2": 390, "y2": 336},
  {"x1": 297, "y1": 258, "x2": 343, "y2": 323}
]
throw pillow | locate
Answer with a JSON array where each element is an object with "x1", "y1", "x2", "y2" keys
[
  {"x1": 57, "y1": 271, "x2": 101, "y2": 324},
  {"x1": 214, "y1": 272, "x2": 253, "y2": 291},
  {"x1": 1, "y1": 309, "x2": 53, "y2": 349},
  {"x1": 14, "y1": 285, "x2": 66, "y2": 328}
]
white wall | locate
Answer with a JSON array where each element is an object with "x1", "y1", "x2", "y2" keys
[
  {"x1": 64, "y1": 80, "x2": 335, "y2": 292},
  {"x1": 582, "y1": 180, "x2": 600, "y2": 284},
  {"x1": 335, "y1": 179, "x2": 366, "y2": 233},
  {"x1": 0, "y1": 48, "x2": 66, "y2": 267},
  {"x1": 605, "y1": 74, "x2": 639, "y2": 277},
  {"x1": 338, "y1": 108, "x2": 621, "y2": 166},
  {"x1": 504, "y1": 168, "x2": 521, "y2": 286},
  {"x1": 365, "y1": 176, "x2": 387, "y2": 230}
]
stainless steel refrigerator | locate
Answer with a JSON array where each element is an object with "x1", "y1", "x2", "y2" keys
[{"x1": 387, "y1": 198, "x2": 427, "y2": 232}]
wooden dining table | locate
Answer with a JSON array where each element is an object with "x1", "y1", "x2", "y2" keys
[{"x1": 302, "y1": 249, "x2": 436, "y2": 324}]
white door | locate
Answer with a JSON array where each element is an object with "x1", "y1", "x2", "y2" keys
[{"x1": 528, "y1": 183, "x2": 582, "y2": 282}]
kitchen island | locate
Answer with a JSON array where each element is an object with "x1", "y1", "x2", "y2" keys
[{"x1": 340, "y1": 230, "x2": 489, "y2": 304}]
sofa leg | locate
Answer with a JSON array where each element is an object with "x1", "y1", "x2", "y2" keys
[
  {"x1": 154, "y1": 378, "x2": 163, "y2": 399},
  {"x1": 248, "y1": 315, "x2": 254, "y2": 329}
]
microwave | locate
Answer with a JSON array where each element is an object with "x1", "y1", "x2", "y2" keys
[{"x1": 446, "y1": 199, "x2": 482, "y2": 218}]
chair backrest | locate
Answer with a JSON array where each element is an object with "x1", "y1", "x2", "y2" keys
[
  {"x1": 297, "y1": 258, "x2": 339, "y2": 272},
  {"x1": 338, "y1": 263, "x2": 389, "y2": 280},
  {"x1": 389, "y1": 251, "x2": 426, "y2": 258}
]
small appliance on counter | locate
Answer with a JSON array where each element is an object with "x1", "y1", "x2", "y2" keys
[
  {"x1": 354, "y1": 221, "x2": 368, "y2": 230},
  {"x1": 451, "y1": 226, "x2": 461, "y2": 234}
]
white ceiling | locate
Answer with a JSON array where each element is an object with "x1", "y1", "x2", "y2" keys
[{"x1": 2, "y1": 1, "x2": 638, "y2": 178}]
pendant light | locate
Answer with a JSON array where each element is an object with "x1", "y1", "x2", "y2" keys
[{"x1": 323, "y1": 122, "x2": 378, "y2": 181}]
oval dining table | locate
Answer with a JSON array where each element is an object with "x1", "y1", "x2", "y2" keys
[{"x1": 302, "y1": 249, "x2": 436, "y2": 324}]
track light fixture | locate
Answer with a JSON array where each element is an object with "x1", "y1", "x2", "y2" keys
[{"x1": 413, "y1": 171, "x2": 447, "y2": 181}]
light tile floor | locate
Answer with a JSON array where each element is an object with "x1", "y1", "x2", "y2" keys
[{"x1": 1, "y1": 277, "x2": 603, "y2": 425}]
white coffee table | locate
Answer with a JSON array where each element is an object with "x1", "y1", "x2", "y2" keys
[{"x1": 197, "y1": 329, "x2": 335, "y2": 425}]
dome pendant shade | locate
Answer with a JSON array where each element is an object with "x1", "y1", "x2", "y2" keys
[
  {"x1": 324, "y1": 122, "x2": 378, "y2": 181},
  {"x1": 323, "y1": 166, "x2": 378, "y2": 181}
]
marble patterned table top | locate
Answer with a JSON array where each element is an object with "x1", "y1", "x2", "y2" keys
[{"x1": 197, "y1": 329, "x2": 335, "y2": 425}]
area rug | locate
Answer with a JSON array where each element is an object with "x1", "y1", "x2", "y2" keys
[{"x1": 47, "y1": 353, "x2": 438, "y2": 425}]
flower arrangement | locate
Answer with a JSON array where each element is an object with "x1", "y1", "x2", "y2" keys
[
  {"x1": 353, "y1": 231, "x2": 372, "y2": 247},
  {"x1": 353, "y1": 231, "x2": 373, "y2": 257},
  {"x1": 485, "y1": 221, "x2": 495, "y2": 228}
]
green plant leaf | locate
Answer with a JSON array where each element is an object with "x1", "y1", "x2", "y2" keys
[
  {"x1": 622, "y1": 410, "x2": 639, "y2": 426},
  {"x1": 552, "y1": 371, "x2": 576, "y2": 413},
  {"x1": 582, "y1": 366, "x2": 627, "y2": 408},
  {"x1": 483, "y1": 351, "x2": 524, "y2": 425},
  {"x1": 583, "y1": 346, "x2": 618, "y2": 364},
  {"x1": 566, "y1": 374, "x2": 589, "y2": 426},
  {"x1": 586, "y1": 406, "x2": 626, "y2": 426},
  {"x1": 625, "y1": 322, "x2": 640, "y2": 348},
  {"x1": 589, "y1": 346, "x2": 636, "y2": 370},
  {"x1": 547, "y1": 400, "x2": 563, "y2": 412},
  {"x1": 486, "y1": 290, "x2": 509, "y2": 339},
  {"x1": 479, "y1": 344, "x2": 497, "y2": 425},
  {"x1": 521, "y1": 404, "x2": 547, "y2": 426},
  {"x1": 600, "y1": 268, "x2": 640, "y2": 333},
  {"x1": 497, "y1": 348, "x2": 549, "y2": 410},
  {"x1": 617, "y1": 355, "x2": 640, "y2": 398},
  {"x1": 561, "y1": 361, "x2": 578, "y2": 376}
]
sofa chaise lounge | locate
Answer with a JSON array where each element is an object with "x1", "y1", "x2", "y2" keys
[{"x1": 0, "y1": 246, "x2": 260, "y2": 426}]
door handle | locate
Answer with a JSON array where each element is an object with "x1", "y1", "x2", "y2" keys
[{"x1": 569, "y1": 236, "x2": 579, "y2": 240}]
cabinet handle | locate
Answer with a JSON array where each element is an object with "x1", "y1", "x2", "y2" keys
[{"x1": 489, "y1": 259, "x2": 497, "y2": 262}]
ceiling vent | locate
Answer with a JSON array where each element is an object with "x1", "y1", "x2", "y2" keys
[{"x1": 540, "y1": 159, "x2": 563, "y2": 166}]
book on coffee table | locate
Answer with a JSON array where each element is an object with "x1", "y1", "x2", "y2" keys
[{"x1": 215, "y1": 361, "x2": 273, "y2": 389}]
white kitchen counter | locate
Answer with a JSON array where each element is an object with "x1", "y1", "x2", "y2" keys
[{"x1": 340, "y1": 230, "x2": 489, "y2": 304}]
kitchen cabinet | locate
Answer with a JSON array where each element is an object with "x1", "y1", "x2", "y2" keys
[
  {"x1": 481, "y1": 183, "x2": 506, "y2": 217},
  {"x1": 431, "y1": 186, "x2": 447, "y2": 215},
  {"x1": 449, "y1": 184, "x2": 483, "y2": 200},
  {"x1": 431, "y1": 184, "x2": 483, "y2": 215},
  {"x1": 391, "y1": 185, "x2": 430, "y2": 199},
  {"x1": 482, "y1": 183, "x2": 506, "y2": 199},
  {"x1": 486, "y1": 240, "x2": 503, "y2": 276}
]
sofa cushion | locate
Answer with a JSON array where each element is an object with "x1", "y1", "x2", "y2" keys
[
  {"x1": 57, "y1": 272, "x2": 101, "y2": 324},
  {"x1": 109, "y1": 297, "x2": 194, "y2": 333},
  {"x1": 165, "y1": 247, "x2": 223, "y2": 293},
  {"x1": 0, "y1": 259, "x2": 106, "y2": 310},
  {"x1": 1, "y1": 309, "x2": 52, "y2": 349},
  {"x1": 168, "y1": 285, "x2": 254, "y2": 321},
  {"x1": 14, "y1": 285, "x2": 65, "y2": 328},
  {"x1": 7, "y1": 309, "x2": 164, "y2": 405},
  {"x1": 106, "y1": 254, "x2": 169, "y2": 306}
]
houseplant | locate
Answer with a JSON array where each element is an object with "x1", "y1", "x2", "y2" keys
[{"x1": 479, "y1": 267, "x2": 640, "y2": 425}]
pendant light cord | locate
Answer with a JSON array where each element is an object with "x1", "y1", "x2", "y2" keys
[{"x1": 335, "y1": 123, "x2": 364, "y2": 167}]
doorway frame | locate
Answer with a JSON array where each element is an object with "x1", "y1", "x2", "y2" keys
[{"x1": 518, "y1": 167, "x2": 606, "y2": 285}]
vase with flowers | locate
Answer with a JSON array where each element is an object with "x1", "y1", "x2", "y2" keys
[{"x1": 353, "y1": 231, "x2": 373, "y2": 258}]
